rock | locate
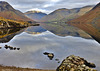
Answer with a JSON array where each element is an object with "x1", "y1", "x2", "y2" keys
[
  {"x1": 9, "y1": 46, "x2": 13, "y2": 50},
  {"x1": 43, "y1": 52, "x2": 49, "y2": 55},
  {"x1": 55, "y1": 59, "x2": 60, "y2": 63},
  {"x1": 0, "y1": 47, "x2": 2, "y2": 49},
  {"x1": 56, "y1": 55, "x2": 97, "y2": 71},
  {"x1": 13, "y1": 47, "x2": 16, "y2": 50},
  {"x1": 4, "y1": 45, "x2": 20, "y2": 50},
  {"x1": 4, "y1": 45, "x2": 9, "y2": 49},
  {"x1": 58, "y1": 61, "x2": 60, "y2": 63},
  {"x1": 48, "y1": 53, "x2": 54, "y2": 60},
  {"x1": 17, "y1": 48, "x2": 20, "y2": 50},
  {"x1": 55, "y1": 59, "x2": 59, "y2": 61},
  {"x1": 43, "y1": 52, "x2": 54, "y2": 60}
]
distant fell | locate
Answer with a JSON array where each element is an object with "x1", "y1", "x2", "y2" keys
[{"x1": 25, "y1": 10, "x2": 47, "y2": 22}]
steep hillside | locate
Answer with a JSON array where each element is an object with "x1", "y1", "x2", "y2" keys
[
  {"x1": 41, "y1": 6, "x2": 93, "y2": 22},
  {"x1": 0, "y1": 1, "x2": 34, "y2": 22},
  {"x1": 25, "y1": 10, "x2": 47, "y2": 21},
  {"x1": 67, "y1": 2, "x2": 100, "y2": 43}
]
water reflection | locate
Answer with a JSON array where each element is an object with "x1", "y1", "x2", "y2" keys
[
  {"x1": 0, "y1": 26, "x2": 46, "y2": 43},
  {"x1": 39, "y1": 23, "x2": 92, "y2": 39},
  {"x1": 0, "y1": 28, "x2": 25, "y2": 43},
  {"x1": 0, "y1": 26, "x2": 100, "y2": 70},
  {"x1": 25, "y1": 26, "x2": 47, "y2": 34}
]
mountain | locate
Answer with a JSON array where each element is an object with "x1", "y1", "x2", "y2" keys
[
  {"x1": 41, "y1": 6, "x2": 93, "y2": 22},
  {"x1": 0, "y1": 1, "x2": 34, "y2": 22},
  {"x1": 67, "y1": 2, "x2": 100, "y2": 43},
  {"x1": 25, "y1": 10, "x2": 47, "y2": 21}
]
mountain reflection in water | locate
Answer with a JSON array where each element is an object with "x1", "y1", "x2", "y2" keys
[
  {"x1": 0, "y1": 26, "x2": 100, "y2": 70},
  {"x1": 0, "y1": 28, "x2": 25, "y2": 43}
]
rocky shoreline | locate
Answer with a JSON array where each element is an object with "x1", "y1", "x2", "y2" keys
[
  {"x1": 57, "y1": 55, "x2": 97, "y2": 71},
  {"x1": 0, "y1": 55, "x2": 97, "y2": 71}
]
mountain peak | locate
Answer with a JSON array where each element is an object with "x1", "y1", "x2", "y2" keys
[
  {"x1": 31, "y1": 10, "x2": 41, "y2": 13},
  {"x1": 0, "y1": 1, "x2": 33, "y2": 21},
  {"x1": 0, "y1": 1, "x2": 14, "y2": 11},
  {"x1": 25, "y1": 10, "x2": 42, "y2": 14},
  {"x1": 25, "y1": 10, "x2": 47, "y2": 21},
  {"x1": 92, "y1": 2, "x2": 100, "y2": 10}
]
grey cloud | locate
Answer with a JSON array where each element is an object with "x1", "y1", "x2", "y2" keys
[{"x1": 0, "y1": 0, "x2": 100, "y2": 14}]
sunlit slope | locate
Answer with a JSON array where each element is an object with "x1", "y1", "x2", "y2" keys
[{"x1": 0, "y1": 1, "x2": 34, "y2": 22}]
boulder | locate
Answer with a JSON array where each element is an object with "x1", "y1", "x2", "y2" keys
[
  {"x1": 48, "y1": 53, "x2": 54, "y2": 60},
  {"x1": 56, "y1": 55, "x2": 97, "y2": 71},
  {"x1": 43, "y1": 52, "x2": 54, "y2": 60}
]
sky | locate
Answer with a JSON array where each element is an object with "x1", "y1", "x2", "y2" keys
[{"x1": 0, "y1": 0, "x2": 100, "y2": 14}]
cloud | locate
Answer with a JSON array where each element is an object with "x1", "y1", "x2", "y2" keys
[
  {"x1": 0, "y1": 0, "x2": 100, "y2": 14},
  {"x1": 28, "y1": 8, "x2": 48, "y2": 13},
  {"x1": 43, "y1": 4, "x2": 53, "y2": 8}
]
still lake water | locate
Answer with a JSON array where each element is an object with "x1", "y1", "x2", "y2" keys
[{"x1": 0, "y1": 26, "x2": 100, "y2": 70}]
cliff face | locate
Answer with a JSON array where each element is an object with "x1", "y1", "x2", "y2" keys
[
  {"x1": 0, "y1": 1, "x2": 34, "y2": 22},
  {"x1": 67, "y1": 2, "x2": 100, "y2": 43}
]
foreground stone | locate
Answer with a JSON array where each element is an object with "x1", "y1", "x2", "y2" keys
[
  {"x1": 43, "y1": 52, "x2": 54, "y2": 60},
  {"x1": 56, "y1": 55, "x2": 97, "y2": 71},
  {"x1": 4, "y1": 45, "x2": 20, "y2": 50}
]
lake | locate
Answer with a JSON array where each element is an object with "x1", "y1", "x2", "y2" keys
[{"x1": 0, "y1": 26, "x2": 100, "y2": 70}]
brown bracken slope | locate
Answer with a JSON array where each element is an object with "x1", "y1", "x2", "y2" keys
[
  {"x1": 0, "y1": 1, "x2": 34, "y2": 22},
  {"x1": 67, "y1": 2, "x2": 100, "y2": 43}
]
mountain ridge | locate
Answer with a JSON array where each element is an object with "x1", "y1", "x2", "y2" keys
[{"x1": 40, "y1": 5, "x2": 94, "y2": 22}]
